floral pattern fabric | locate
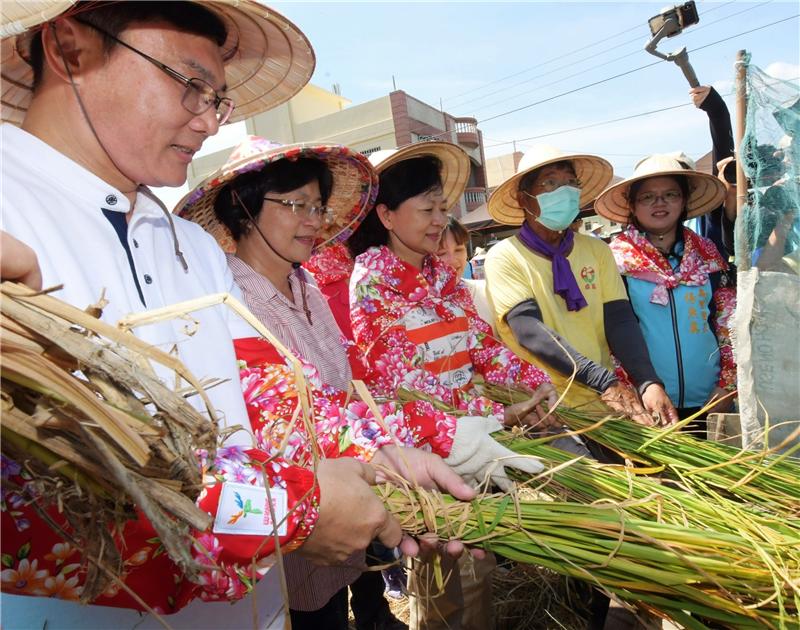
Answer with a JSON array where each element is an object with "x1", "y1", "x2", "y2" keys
[
  {"x1": 350, "y1": 246, "x2": 551, "y2": 420},
  {"x1": 611, "y1": 226, "x2": 728, "y2": 305},
  {"x1": 235, "y1": 337, "x2": 459, "y2": 459},
  {"x1": 610, "y1": 226, "x2": 737, "y2": 392},
  {"x1": 2, "y1": 445, "x2": 319, "y2": 614}
]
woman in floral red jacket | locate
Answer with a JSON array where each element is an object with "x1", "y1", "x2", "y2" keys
[
  {"x1": 348, "y1": 143, "x2": 560, "y2": 435},
  {"x1": 346, "y1": 142, "x2": 558, "y2": 630}
]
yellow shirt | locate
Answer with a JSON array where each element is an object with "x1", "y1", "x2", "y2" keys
[{"x1": 485, "y1": 233, "x2": 627, "y2": 407}]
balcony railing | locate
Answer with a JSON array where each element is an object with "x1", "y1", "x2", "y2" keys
[
  {"x1": 453, "y1": 117, "x2": 479, "y2": 147},
  {"x1": 464, "y1": 187, "x2": 488, "y2": 209}
]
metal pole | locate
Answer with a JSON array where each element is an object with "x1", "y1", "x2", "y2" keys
[{"x1": 734, "y1": 49, "x2": 749, "y2": 271}]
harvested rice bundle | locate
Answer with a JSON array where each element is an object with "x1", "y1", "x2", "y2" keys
[
  {"x1": 380, "y1": 486, "x2": 800, "y2": 630},
  {"x1": 480, "y1": 383, "x2": 800, "y2": 517},
  {"x1": 1, "y1": 283, "x2": 219, "y2": 598}
]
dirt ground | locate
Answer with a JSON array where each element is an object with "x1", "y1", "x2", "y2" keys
[{"x1": 349, "y1": 561, "x2": 677, "y2": 630}]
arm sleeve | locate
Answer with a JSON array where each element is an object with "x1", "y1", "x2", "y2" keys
[
  {"x1": 603, "y1": 299, "x2": 663, "y2": 391},
  {"x1": 699, "y1": 86, "x2": 735, "y2": 172},
  {"x1": 459, "y1": 282, "x2": 551, "y2": 393},
  {"x1": 506, "y1": 299, "x2": 617, "y2": 392}
]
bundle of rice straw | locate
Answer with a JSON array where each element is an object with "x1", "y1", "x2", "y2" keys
[
  {"x1": 1, "y1": 282, "x2": 220, "y2": 599},
  {"x1": 479, "y1": 382, "x2": 800, "y2": 518},
  {"x1": 380, "y1": 485, "x2": 800, "y2": 630}
]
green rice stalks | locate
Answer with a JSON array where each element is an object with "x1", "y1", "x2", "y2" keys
[
  {"x1": 380, "y1": 485, "x2": 800, "y2": 630},
  {"x1": 479, "y1": 383, "x2": 800, "y2": 516}
]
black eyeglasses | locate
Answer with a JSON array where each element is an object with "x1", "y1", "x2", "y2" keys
[{"x1": 78, "y1": 20, "x2": 234, "y2": 124}]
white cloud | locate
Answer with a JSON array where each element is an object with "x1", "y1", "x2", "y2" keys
[{"x1": 764, "y1": 62, "x2": 800, "y2": 82}]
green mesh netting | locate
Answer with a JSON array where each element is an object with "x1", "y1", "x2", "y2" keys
[
  {"x1": 738, "y1": 63, "x2": 800, "y2": 271},
  {"x1": 734, "y1": 61, "x2": 799, "y2": 453}
]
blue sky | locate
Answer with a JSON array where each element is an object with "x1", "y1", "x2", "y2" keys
[
  {"x1": 271, "y1": 0, "x2": 799, "y2": 174},
  {"x1": 156, "y1": 1, "x2": 799, "y2": 209}
]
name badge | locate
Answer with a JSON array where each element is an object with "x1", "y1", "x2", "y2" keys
[{"x1": 213, "y1": 482, "x2": 288, "y2": 537}]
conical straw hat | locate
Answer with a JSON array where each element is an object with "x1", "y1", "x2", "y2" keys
[
  {"x1": 368, "y1": 141, "x2": 471, "y2": 210},
  {"x1": 175, "y1": 136, "x2": 378, "y2": 252},
  {"x1": 594, "y1": 154, "x2": 727, "y2": 224},
  {"x1": 1, "y1": 0, "x2": 315, "y2": 125},
  {"x1": 488, "y1": 144, "x2": 613, "y2": 226}
]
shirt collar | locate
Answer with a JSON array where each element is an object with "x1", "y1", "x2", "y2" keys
[
  {"x1": 227, "y1": 254, "x2": 307, "y2": 309},
  {"x1": 2, "y1": 124, "x2": 164, "y2": 218}
]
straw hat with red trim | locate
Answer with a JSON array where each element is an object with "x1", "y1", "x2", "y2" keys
[
  {"x1": 487, "y1": 145, "x2": 614, "y2": 226},
  {"x1": 1, "y1": 0, "x2": 315, "y2": 125},
  {"x1": 175, "y1": 136, "x2": 378, "y2": 252},
  {"x1": 594, "y1": 154, "x2": 727, "y2": 224},
  {"x1": 368, "y1": 141, "x2": 471, "y2": 209}
]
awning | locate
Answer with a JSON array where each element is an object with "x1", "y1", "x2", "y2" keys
[{"x1": 459, "y1": 202, "x2": 495, "y2": 229}]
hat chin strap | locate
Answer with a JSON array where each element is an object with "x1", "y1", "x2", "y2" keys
[
  {"x1": 231, "y1": 191, "x2": 301, "y2": 270},
  {"x1": 53, "y1": 24, "x2": 189, "y2": 272}
]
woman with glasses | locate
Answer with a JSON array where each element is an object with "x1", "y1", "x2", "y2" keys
[
  {"x1": 595, "y1": 155, "x2": 737, "y2": 437},
  {"x1": 347, "y1": 141, "x2": 556, "y2": 630},
  {"x1": 177, "y1": 137, "x2": 516, "y2": 630},
  {"x1": 484, "y1": 145, "x2": 678, "y2": 427}
]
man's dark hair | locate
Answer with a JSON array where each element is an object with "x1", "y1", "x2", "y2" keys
[
  {"x1": 214, "y1": 158, "x2": 334, "y2": 242},
  {"x1": 29, "y1": 2, "x2": 227, "y2": 90},
  {"x1": 518, "y1": 160, "x2": 577, "y2": 195},
  {"x1": 347, "y1": 155, "x2": 443, "y2": 258}
]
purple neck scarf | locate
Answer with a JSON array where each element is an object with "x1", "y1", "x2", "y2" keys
[{"x1": 517, "y1": 223, "x2": 588, "y2": 312}]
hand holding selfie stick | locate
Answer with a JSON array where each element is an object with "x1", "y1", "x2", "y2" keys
[{"x1": 645, "y1": 1, "x2": 701, "y2": 87}]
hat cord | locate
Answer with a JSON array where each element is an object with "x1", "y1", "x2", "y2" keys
[
  {"x1": 231, "y1": 190, "x2": 313, "y2": 325},
  {"x1": 51, "y1": 23, "x2": 188, "y2": 273}
]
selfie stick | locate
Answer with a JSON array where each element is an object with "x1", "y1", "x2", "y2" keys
[{"x1": 645, "y1": 11, "x2": 700, "y2": 87}]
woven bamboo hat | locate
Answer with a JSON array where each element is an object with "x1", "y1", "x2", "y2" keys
[
  {"x1": 594, "y1": 154, "x2": 727, "y2": 224},
  {"x1": 487, "y1": 145, "x2": 614, "y2": 226},
  {"x1": 1, "y1": 0, "x2": 315, "y2": 125},
  {"x1": 175, "y1": 136, "x2": 379, "y2": 252},
  {"x1": 368, "y1": 141, "x2": 471, "y2": 209}
]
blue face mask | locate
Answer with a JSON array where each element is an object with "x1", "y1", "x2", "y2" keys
[{"x1": 530, "y1": 186, "x2": 581, "y2": 231}]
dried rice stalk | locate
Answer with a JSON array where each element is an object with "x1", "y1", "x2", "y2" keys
[{"x1": 1, "y1": 282, "x2": 221, "y2": 600}]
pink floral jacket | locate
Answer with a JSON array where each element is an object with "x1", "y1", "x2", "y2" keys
[{"x1": 350, "y1": 246, "x2": 551, "y2": 419}]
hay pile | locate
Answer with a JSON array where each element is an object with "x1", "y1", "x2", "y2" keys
[{"x1": 1, "y1": 282, "x2": 219, "y2": 600}]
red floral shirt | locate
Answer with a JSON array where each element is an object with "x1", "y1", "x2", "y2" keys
[{"x1": 350, "y1": 246, "x2": 551, "y2": 419}]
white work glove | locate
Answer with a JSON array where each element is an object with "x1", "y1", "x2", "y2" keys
[{"x1": 443, "y1": 417, "x2": 544, "y2": 491}]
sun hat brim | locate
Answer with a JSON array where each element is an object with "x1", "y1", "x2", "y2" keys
[
  {"x1": 594, "y1": 169, "x2": 727, "y2": 224},
  {"x1": 1, "y1": 0, "x2": 315, "y2": 125},
  {"x1": 369, "y1": 141, "x2": 471, "y2": 210},
  {"x1": 487, "y1": 153, "x2": 613, "y2": 226},
  {"x1": 175, "y1": 143, "x2": 378, "y2": 253}
]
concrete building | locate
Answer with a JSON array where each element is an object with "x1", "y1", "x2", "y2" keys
[{"x1": 184, "y1": 84, "x2": 489, "y2": 218}]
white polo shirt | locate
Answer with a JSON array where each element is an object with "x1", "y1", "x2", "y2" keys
[{"x1": 0, "y1": 124, "x2": 284, "y2": 629}]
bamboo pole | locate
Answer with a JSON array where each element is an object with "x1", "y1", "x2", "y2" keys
[{"x1": 734, "y1": 49, "x2": 750, "y2": 271}]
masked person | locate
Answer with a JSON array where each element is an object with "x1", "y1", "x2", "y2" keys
[
  {"x1": 347, "y1": 141, "x2": 558, "y2": 630},
  {"x1": 0, "y1": 4, "x2": 475, "y2": 628},
  {"x1": 595, "y1": 155, "x2": 737, "y2": 437},
  {"x1": 484, "y1": 145, "x2": 678, "y2": 426}
]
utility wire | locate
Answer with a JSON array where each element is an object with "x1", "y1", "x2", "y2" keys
[
  {"x1": 485, "y1": 75, "x2": 798, "y2": 150},
  {"x1": 443, "y1": 0, "x2": 736, "y2": 106},
  {"x1": 406, "y1": 14, "x2": 799, "y2": 144},
  {"x1": 477, "y1": 14, "x2": 799, "y2": 125},
  {"x1": 461, "y1": 0, "x2": 775, "y2": 117}
]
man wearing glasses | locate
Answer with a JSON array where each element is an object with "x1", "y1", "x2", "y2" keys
[{"x1": 0, "y1": 2, "x2": 473, "y2": 629}]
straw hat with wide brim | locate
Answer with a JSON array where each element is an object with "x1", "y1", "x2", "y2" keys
[
  {"x1": 175, "y1": 136, "x2": 378, "y2": 253},
  {"x1": 594, "y1": 154, "x2": 727, "y2": 224},
  {"x1": 487, "y1": 145, "x2": 614, "y2": 226},
  {"x1": 1, "y1": 0, "x2": 315, "y2": 125},
  {"x1": 368, "y1": 141, "x2": 471, "y2": 209}
]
